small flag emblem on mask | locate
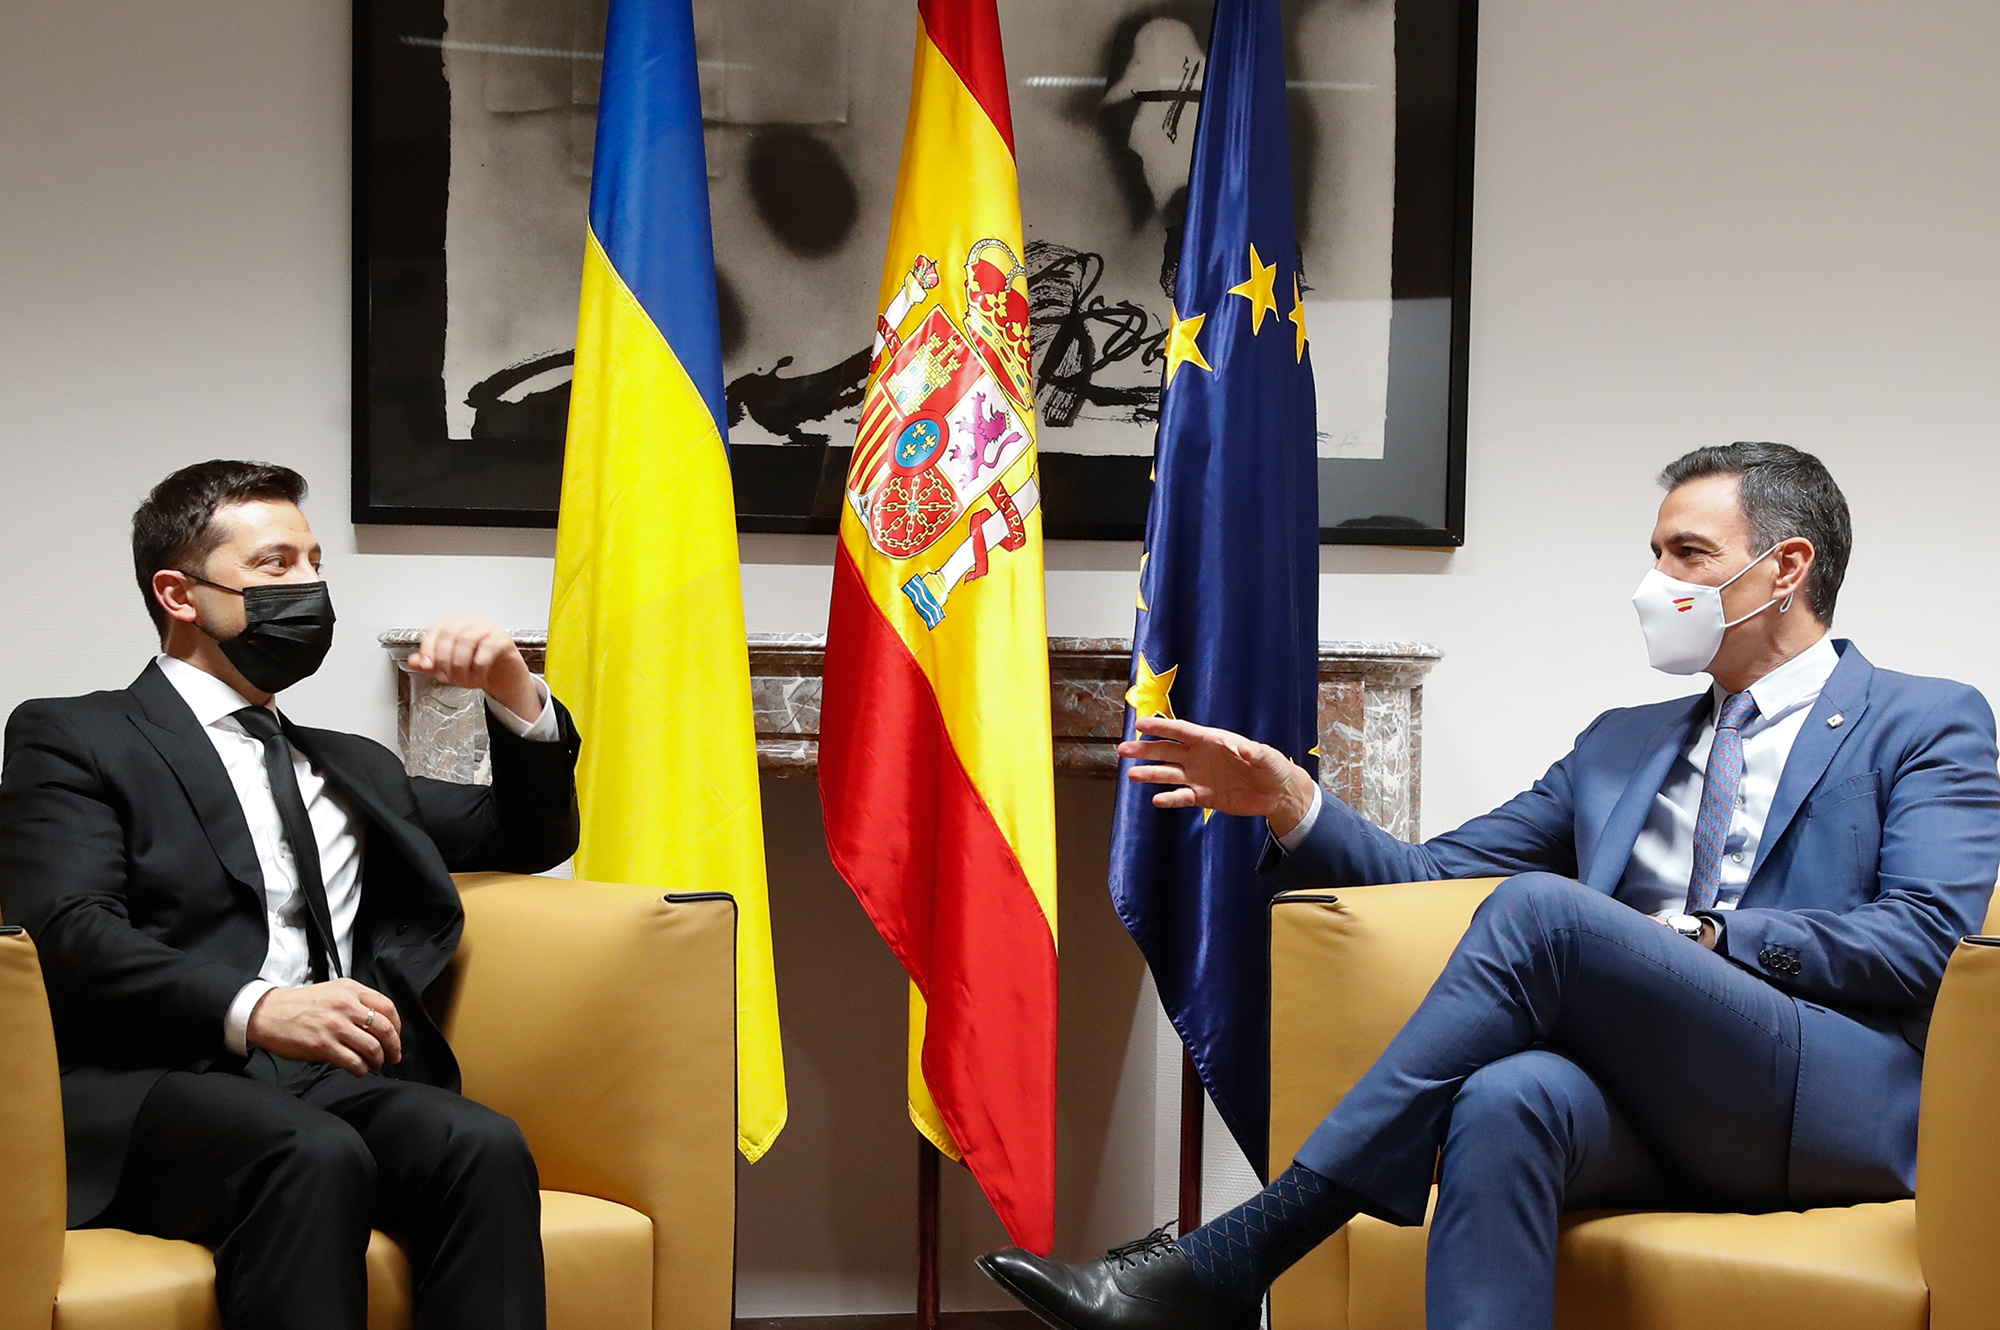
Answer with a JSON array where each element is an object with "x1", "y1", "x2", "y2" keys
[{"x1": 1672, "y1": 597, "x2": 1696, "y2": 613}]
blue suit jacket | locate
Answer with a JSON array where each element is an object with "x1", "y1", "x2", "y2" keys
[
  {"x1": 1270, "y1": 640, "x2": 2000, "y2": 1014},
  {"x1": 1266, "y1": 641, "x2": 2000, "y2": 1198}
]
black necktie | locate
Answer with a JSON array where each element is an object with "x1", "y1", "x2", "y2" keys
[{"x1": 233, "y1": 706, "x2": 340, "y2": 981}]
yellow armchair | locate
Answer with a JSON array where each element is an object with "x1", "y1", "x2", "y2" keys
[
  {"x1": 0, "y1": 875, "x2": 738, "y2": 1330},
  {"x1": 1268, "y1": 881, "x2": 2000, "y2": 1330}
]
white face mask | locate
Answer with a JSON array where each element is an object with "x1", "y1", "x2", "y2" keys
[{"x1": 1632, "y1": 544, "x2": 1787, "y2": 675}]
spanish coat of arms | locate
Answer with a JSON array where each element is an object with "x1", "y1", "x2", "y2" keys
[{"x1": 847, "y1": 240, "x2": 1041, "y2": 628}]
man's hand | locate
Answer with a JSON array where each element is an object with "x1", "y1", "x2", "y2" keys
[
  {"x1": 1117, "y1": 716, "x2": 1320, "y2": 837},
  {"x1": 246, "y1": 980, "x2": 404, "y2": 1076},
  {"x1": 407, "y1": 613, "x2": 543, "y2": 722}
]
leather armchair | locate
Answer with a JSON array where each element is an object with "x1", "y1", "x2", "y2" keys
[
  {"x1": 1268, "y1": 880, "x2": 2000, "y2": 1330},
  {"x1": 0, "y1": 874, "x2": 738, "y2": 1330}
]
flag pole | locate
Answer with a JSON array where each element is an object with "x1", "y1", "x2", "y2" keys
[
  {"x1": 1178, "y1": 1047, "x2": 1204, "y2": 1234},
  {"x1": 918, "y1": 1135, "x2": 942, "y2": 1330}
]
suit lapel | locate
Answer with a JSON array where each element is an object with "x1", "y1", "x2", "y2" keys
[
  {"x1": 279, "y1": 721, "x2": 462, "y2": 953},
  {"x1": 126, "y1": 663, "x2": 265, "y2": 900},
  {"x1": 1584, "y1": 693, "x2": 1712, "y2": 890},
  {"x1": 280, "y1": 721, "x2": 393, "y2": 832},
  {"x1": 1751, "y1": 641, "x2": 1873, "y2": 881}
]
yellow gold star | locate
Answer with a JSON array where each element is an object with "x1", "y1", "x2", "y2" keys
[
  {"x1": 1136, "y1": 552, "x2": 1150, "y2": 611},
  {"x1": 1227, "y1": 244, "x2": 1280, "y2": 334},
  {"x1": 1164, "y1": 309, "x2": 1212, "y2": 386},
  {"x1": 1125, "y1": 654, "x2": 1178, "y2": 720},
  {"x1": 1287, "y1": 275, "x2": 1310, "y2": 363}
]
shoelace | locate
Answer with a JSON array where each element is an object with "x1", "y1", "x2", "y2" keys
[{"x1": 1105, "y1": 1225, "x2": 1179, "y2": 1269}]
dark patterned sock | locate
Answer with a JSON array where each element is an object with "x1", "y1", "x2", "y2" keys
[{"x1": 1175, "y1": 1164, "x2": 1362, "y2": 1309}]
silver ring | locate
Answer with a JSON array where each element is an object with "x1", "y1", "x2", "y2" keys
[{"x1": 361, "y1": 1010, "x2": 377, "y2": 1032}]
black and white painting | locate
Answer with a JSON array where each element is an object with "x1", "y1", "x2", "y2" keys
[{"x1": 353, "y1": 0, "x2": 1472, "y2": 541}]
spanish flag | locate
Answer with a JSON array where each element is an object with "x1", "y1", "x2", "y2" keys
[
  {"x1": 818, "y1": 0, "x2": 1058, "y2": 1255},
  {"x1": 546, "y1": 0, "x2": 786, "y2": 1162}
]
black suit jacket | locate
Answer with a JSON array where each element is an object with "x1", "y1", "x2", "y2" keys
[{"x1": 0, "y1": 662, "x2": 581, "y2": 1225}]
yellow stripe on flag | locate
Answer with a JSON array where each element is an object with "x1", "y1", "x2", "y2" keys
[
  {"x1": 907, "y1": 984, "x2": 961, "y2": 1160},
  {"x1": 549, "y1": 230, "x2": 787, "y2": 1160}
]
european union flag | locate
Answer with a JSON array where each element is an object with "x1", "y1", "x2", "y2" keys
[{"x1": 1108, "y1": 0, "x2": 1319, "y2": 1172}]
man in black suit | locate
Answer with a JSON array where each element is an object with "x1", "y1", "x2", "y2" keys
[{"x1": 0, "y1": 460, "x2": 581, "y2": 1330}]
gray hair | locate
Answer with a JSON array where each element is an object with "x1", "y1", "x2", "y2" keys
[{"x1": 1657, "y1": 442, "x2": 1851, "y2": 623}]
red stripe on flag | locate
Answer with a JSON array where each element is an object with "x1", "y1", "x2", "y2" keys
[
  {"x1": 855, "y1": 399, "x2": 896, "y2": 461},
  {"x1": 917, "y1": 0, "x2": 1016, "y2": 155},
  {"x1": 819, "y1": 544, "x2": 1057, "y2": 1252}
]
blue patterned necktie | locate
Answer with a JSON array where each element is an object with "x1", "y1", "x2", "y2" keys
[{"x1": 1688, "y1": 690, "x2": 1760, "y2": 912}]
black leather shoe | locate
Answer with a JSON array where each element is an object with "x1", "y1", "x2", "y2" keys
[{"x1": 976, "y1": 1228, "x2": 1258, "y2": 1330}]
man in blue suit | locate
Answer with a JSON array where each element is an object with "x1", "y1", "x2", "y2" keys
[{"x1": 978, "y1": 443, "x2": 2000, "y2": 1330}]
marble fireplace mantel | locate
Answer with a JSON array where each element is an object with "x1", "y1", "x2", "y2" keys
[{"x1": 379, "y1": 631, "x2": 1440, "y2": 839}]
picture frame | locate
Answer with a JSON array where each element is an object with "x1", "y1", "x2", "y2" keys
[{"x1": 352, "y1": 0, "x2": 1475, "y2": 545}]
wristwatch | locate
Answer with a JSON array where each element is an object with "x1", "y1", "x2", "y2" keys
[{"x1": 1666, "y1": 913, "x2": 1706, "y2": 941}]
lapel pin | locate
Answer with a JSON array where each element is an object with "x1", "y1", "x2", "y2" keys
[{"x1": 1827, "y1": 713, "x2": 1845, "y2": 729}]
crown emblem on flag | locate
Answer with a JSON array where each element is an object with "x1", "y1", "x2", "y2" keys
[{"x1": 961, "y1": 238, "x2": 1035, "y2": 405}]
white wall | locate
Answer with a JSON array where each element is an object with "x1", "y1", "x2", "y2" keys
[{"x1": 5, "y1": 0, "x2": 1998, "y2": 1316}]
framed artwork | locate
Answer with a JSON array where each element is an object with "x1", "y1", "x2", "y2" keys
[{"x1": 353, "y1": 0, "x2": 1475, "y2": 544}]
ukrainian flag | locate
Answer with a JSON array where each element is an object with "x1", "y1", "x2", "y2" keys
[{"x1": 546, "y1": 0, "x2": 786, "y2": 1162}]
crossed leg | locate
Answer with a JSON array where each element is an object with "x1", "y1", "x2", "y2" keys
[
  {"x1": 1425, "y1": 1049, "x2": 1667, "y2": 1330},
  {"x1": 1295, "y1": 873, "x2": 1803, "y2": 1221}
]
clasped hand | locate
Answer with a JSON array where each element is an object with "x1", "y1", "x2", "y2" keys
[
  {"x1": 1117, "y1": 716, "x2": 1320, "y2": 837},
  {"x1": 246, "y1": 979, "x2": 403, "y2": 1076},
  {"x1": 405, "y1": 613, "x2": 543, "y2": 723}
]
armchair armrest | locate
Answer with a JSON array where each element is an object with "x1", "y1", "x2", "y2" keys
[
  {"x1": 442, "y1": 874, "x2": 737, "y2": 1330},
  {"x1": 0, "y1": 926, "x2": 66, "y2": 1330},
  {"x1": 1267, "y1": 880, "x2": 1500, "y2": 1330},
  {"x1": 1915, "y1": 935, "x2": 2000, "y2": 1330}
]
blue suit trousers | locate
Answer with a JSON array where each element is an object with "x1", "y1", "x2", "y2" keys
[{"x1": 1291, "y1": 873, "x2": 1922, "y2": 1330}]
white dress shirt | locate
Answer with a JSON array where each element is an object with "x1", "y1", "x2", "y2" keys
[
  {"x1": 1275, "y1": 635, "x2": 1843, "y2": 919},
  {"x1": 154, "y1": 655, "x2": 556, "y2": 1056},
  {"x1": 1614, "y1": 633, "x2": 1839, "y2": 919},
  {"x1": 1275, "y1": 778, "x2": 1325, "y2": 853}
]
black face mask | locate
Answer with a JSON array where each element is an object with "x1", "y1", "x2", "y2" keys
[{"x1": 186, "y1": 576, "x2": 337, "y2": 694}]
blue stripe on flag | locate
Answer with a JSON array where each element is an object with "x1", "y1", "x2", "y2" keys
[{"x1": 587, "y1": 0, "x2": 728, "y2": 433}]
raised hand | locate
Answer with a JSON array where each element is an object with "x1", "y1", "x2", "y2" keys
[
  {"x1": 246, "y1": 979, "x2": 404, "y2": 1076},
  {"x1": 407, "y1": 613, "x2": 543, "y2": 723},
  {"x1": 1116, "y1": 715, "x2": 1320, "y2": 836}
]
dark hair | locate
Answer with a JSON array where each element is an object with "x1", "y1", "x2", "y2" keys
[
  {"x1": 132, "y1": 460, "x2": 308, "y2": 639},
  {"x1": 1657, "y1": 442, "x2": 1851, "y2": 622}
]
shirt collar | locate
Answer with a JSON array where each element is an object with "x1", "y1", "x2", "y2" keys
[
  {"x1": 155, "y1": 653, "x2": 271, "y2": 730},
  {"x1": 1717, "y1": 632, "x2": 1840, "y2": 727}
]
